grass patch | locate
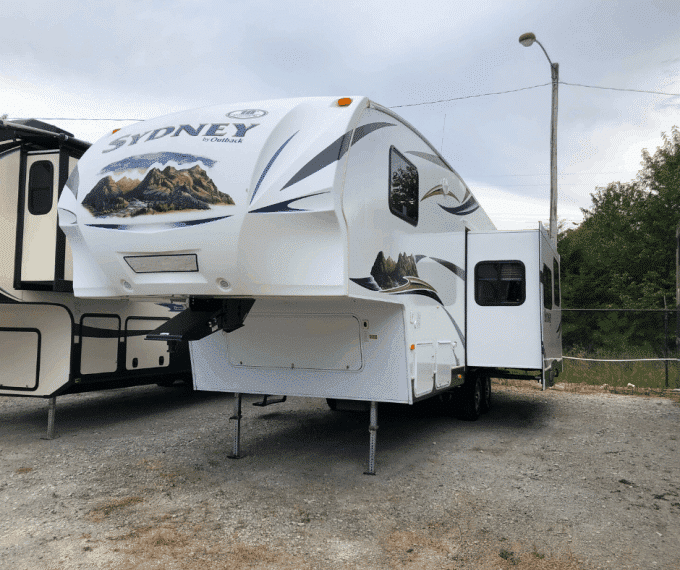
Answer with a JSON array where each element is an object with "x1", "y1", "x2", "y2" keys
[
  {"x1": 561, "y1": 350, "x2": 680, "y2": 389},
  {"x1": 86, "y1": 496, "x2": 144, "y2": 522}
]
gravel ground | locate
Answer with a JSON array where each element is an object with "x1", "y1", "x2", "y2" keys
[{"x1": 1, "y1": 381, "x2": 679, "y2": 570}]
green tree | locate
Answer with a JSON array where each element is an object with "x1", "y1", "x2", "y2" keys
[{"x1": 558, "y1": 126, "x2": 680, "y2": 354}]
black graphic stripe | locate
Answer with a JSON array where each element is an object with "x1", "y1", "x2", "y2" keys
[
  {"x1": 430, "y1": 257, "x2": 466, "y2": 281},
  {"x1": 86, "y1": 215, "x2": 231, "y2": 231},
  {"x1": 282, "y1": 122, "x2": 395, "y2": 190},
  {"x1": 251, "y1": 131, "x2": 298, "y2": 203},
  {"x1": 0, "y1": 288, "x2": 20, "y2": 304},
  {"x1": 394, "y1": 289, "x2": 444, "y2": 304},
  {"x1": 75, "y1": 325, "x2": 159, "y2": 339},
  {"x1": 250, "y1": 191, "x2": 330, "y2": 213},
  {"x1": 351, "y1": 122, "x2": 395, "y2": 146},
  {"x1": 281, "y1": 132, "x2": 351, "y2": 190},
  {"x1": 441, "y1": 308, "x2": 466, "y2": 349},
  {"x1": 438, "y1": 197, "x2": 479, "y2": 216},
  {"x1": 405, "y1": 151, "x2": 452, "y2": 171},
  {"x1": 350, "y1": 277, "x2": 381, "y2": 291}
]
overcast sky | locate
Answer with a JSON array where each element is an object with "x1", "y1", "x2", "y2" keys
[{"x1": 3, "y1": 0, "x2": 679, "y2": 230}]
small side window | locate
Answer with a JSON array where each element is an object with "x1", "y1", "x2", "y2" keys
[
  {"x1": 389, "y1": 146, "x2": 418, "y2": 226},
  {"x1": 28, "y1": 161, "x2": 54, "y2": 216},
  {"x1": 542, "y1": 264, "x2": 553, "y2": 309},
  {"x1": 475, "y1": 261, "x2": 525, "y2": 306},
  {"x1": 553, "y1": 258, "x2": 560, "y2": 307}
]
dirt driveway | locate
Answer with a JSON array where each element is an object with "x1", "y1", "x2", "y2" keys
[{"x1": 1, "y1": 382, "x2": 679, "y2": 570}]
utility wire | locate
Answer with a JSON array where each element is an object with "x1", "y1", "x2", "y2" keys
[
  {"x1": 15, "y1": 82, "x2": 680, "y2": 121},
  {"x1": 389, "y1": 82, "x2": 552, "y2": 108},
  {"x1": 481, "y1": 171, "x2": 629, "y2": 177},
  {"x1": 561, "y1": 82, "x2": 680, "y2": 96},
  {"x1": 389, "y1": 82, "x2": 680, "y2": 109}
]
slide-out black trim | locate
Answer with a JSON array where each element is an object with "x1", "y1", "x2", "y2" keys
[
  {"x1": 13, "y1": 149, "x2": 27, "y2": 290},
  {"x1": 53, "y1": 148, "x2": 70, "y2": 285}
]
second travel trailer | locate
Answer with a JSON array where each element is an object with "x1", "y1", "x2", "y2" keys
[
  {"x1": 0, "y1": 119, "x2": 191, "y2": 437},
  {"x1": 57, "y1": 97, "x2": 562, "y2": 471}
]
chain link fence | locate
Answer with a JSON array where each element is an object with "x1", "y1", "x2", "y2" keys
[{"x1": 561, "y1": 308, "x2": 680, "y2": 389}]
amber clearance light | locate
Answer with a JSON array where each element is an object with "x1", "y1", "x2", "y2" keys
[{"x1": 337, "y1": 97, "x2": 352, "y2": 107}]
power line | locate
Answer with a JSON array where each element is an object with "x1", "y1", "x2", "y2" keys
[
  {"x1": 561, "y1": 82, "x2": 680, "y2": 96},
  {"x1": 480, "y1": 171, "x2": 629, "y2": 177},
  {"x1": 388, "y1": 83, "x2": 552, "y2": 108},
  {"x1": 479, "y1": 183, "x2": 611, "y2": 187},
  {"x1": 13, "y1": 81, "x2": 680, "y2": 121},
  {"x1": 389, "y1": 82, "x2": 680, "y2": 109}
]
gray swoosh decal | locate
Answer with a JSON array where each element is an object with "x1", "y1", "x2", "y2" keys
[
  {"x1": 351, "y1": 122, "x2": 395, "y2": 145},
  {"x1": 442, "y1": 308, "x2": 466, "y2": 348},
  {"x1": 282, "y1": 122, "x2": 395, "y2": 190},
  {"x1": 250, "y1": 191, "x2": 331, "y2": 213},
  {"x1": 86, "y1": 215, "x2": 231, "y2": 231},
  {"x1": 430, "y1": 257, "x2": 466, "y2": 281},
  {"x1": 405, "y1": 151, "x2": 452, "y2": 171},
  {"x1": 251, "y1": 131, "x2": 298, "y2": 204},
  {"x1": 439, "y1": 197, "x2": 479, "y2": 216}
]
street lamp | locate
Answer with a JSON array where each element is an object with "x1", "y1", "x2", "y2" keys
[{"x1": 519, "y1": 32, "x2": 559, "y2": 248}]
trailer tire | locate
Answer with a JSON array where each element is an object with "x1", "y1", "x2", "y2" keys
[
  {"x1": 458, "y1": 375, "x2": 482, "y2": 421},
  {"x1": 434, "y1": 390, "x2": 457, "y2": 415},
  {"x1": 480, "y1": 377, "x2": 491, "y2": 414}
]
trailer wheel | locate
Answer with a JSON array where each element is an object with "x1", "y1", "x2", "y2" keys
[
  {"x1": 458, "y1": 375, "x2": 482, "y2": 421},
  {"x1": 480, "y1": 377, "x2": 492, "y2": 414},
  {"x1": 434, "y1": 390, "x2": 457, "y2": 415}
]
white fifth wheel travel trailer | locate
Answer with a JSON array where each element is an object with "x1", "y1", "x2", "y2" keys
[
  {"x1": 58, "y1": 96, "x2": 562, "y2": 472},
  {"x1": 0, "y1": 119, "x2": 191, "y2": 437}
]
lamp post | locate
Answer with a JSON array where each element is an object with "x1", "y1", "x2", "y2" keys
[{"x1": 519, "y1": 32, "x2": 559, "y2": 248}]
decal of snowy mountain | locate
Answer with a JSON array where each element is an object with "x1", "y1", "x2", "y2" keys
[
  {"x1": 350, "y1": 251, "x2": 440, "y2": 302},
  {"x1": 352, "y1": 251, "x2": 468, "y2": 346},
  {"x1": 370, "y1": 251, "x2": 419, "y2": 289},
  {"x1": 82, "y1": 165, "x2": 234, "y2": 217}
]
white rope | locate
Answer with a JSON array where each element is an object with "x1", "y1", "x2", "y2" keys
[{"x1": 564, "y1": 356, "x2": 678, "y2": 363}]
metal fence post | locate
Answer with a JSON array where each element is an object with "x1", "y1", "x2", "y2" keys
[{"x1": 664, "y1": 308, "x2": 669, "y2": 388}]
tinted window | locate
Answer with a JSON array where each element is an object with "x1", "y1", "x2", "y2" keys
[
  {"x1": 553, "y1": 258, "x2": 560, "y2": 307},
  {"x1": 475, "y1": 261, "x2": 525, "y2": 306},
  {"x1": 542, "y1": 264, "x2": 553, "y2": 309},
  {"x1": 389, "y1": 146, "x2": 418, "y2": 226},
  {"x1": 28, "y1": 161, "x2": 54, "y2": 216}
]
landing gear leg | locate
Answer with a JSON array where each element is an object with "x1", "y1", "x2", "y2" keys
[
  {"x1": 364, "y1": 401, "x2": 378, "y2": 476},
  {"x1": 228, "y1": 393, "x2": 242, "y2": 459},
  {"x1": 42, "y1": 396, "x2": 58, "y2": 440}
]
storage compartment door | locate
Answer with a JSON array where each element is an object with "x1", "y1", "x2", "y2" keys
[
  {"x1": 125, "y1": 317, "x2": 170, "y2": 370},
  {"x1": 80, "y1": 315, "x2": 120, "y2": 375},
  {"x1": 413, "y1": 342, "x2": 435, "y2": 397},
  {"x1": 228, "y1": 314, "x2": 362, "y2": 371}
]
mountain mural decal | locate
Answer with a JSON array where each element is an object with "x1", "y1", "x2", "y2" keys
[
  {"x1": 82, "y1": 164, "x2": 234, "y2": 217},
  {"x1": 370, "y1": 251, "x2": 419, "y2": 289},
  {"x1": 350, "y1": 251, "x2": 442, "y2": 303}
]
